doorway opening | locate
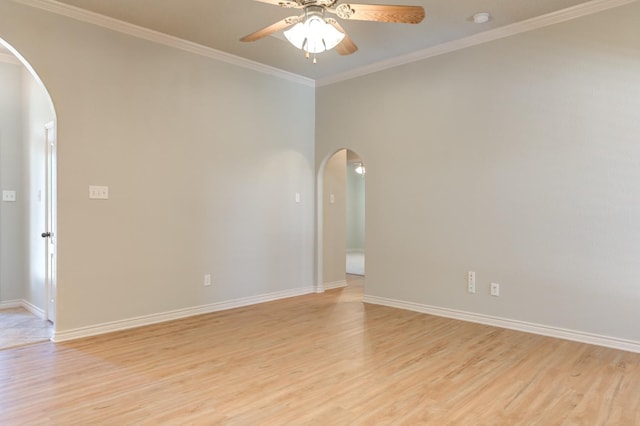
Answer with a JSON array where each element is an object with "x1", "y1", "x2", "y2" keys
[
  {"x1": 318, "y1": 148, "x2": 365, "y2": 292},
  {"x1": 346, "y1": 151, "x2": 365, "y2": 276},
  {"x1": 0, "y1": 39, "x2": 57, "y2": 349}
]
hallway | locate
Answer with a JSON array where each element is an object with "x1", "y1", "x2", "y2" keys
[{"x1": 0, "y1": 307, "x2": 53, "y2": 350}]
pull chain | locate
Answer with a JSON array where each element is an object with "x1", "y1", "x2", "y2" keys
[{"x1": 304, "y1": 51, "x2": 318, "y2": 64}]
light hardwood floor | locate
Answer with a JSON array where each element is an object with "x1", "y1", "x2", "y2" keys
[{"x1": 1, "y1": 275, "x2": 639, "y2": 425}]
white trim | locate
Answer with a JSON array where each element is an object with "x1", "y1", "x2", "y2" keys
[
  {"x1": 0, "y1": 52, "x2": 21, "y2": 65},
  {"x1": 323, "y1": 280, "x2": 348, "y2": 290},
  {"x1": 12, "y1": 0, "x2": 635, "y2": 88},
  {"x1": 21, "y1": 300, "x2": 45, "y2": 319},
  {"x1": 52, "y1": 285, "x2": 315, "y2": 342},
  {"x1": 316, "y1": 0, "x2": 639, "y2": 86},
  {"x1": 0, "y1": 300, "x2": 23, "y2": 309},
  {"x1": 0, "y1": 299, "x2": 45, "y2": 319},
  {"x1": 12, "y1": 0, "x2": 315, "y2": 88},
  {"x1": 363, "y1": 295, "x2": 640, "y2": 354}
]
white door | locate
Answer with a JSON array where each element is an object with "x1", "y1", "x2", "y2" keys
[{"x1": 44, "y1": 121, "x2": 57, "y2": 324}]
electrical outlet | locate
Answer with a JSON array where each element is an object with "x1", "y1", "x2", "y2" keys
[
  {"x1": 491, "y1": 282, "x2": 500, "y2": 297},
  {"x1": 2, "y1": 190, "x2": 16, "y2": 202},
  {"x1": 204, "y1": 274, "x2": 212, "y2": 287},
  {"x1": 89, "y1": 185, "x2": 109, "y2": 200},
  {"x1": 467, "y1": 271, "x2": 476, "y2": 294}
]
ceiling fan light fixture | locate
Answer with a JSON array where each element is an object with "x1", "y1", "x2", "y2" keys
[
  {"x1": 241, "y1": 1, "x2": 425, "y2": 61},
  {"x1": 284, "y1": 6, "x2": 345, "y2": 54}
]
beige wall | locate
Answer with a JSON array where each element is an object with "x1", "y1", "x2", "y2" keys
[
  {"x1": 2, "y1": 0, "x2": 639, "y2": 345},
  {"x1": 316, "y1": 2, "x2": 640, "y2": 341},
  {"x1": 322, "y1": 149, "x2": 346, "y2": 285},
  {"x1": 0, "y1": 1, "x2": 315, "y2": 331},
  {"x1": 0, "y1": 60, "x2": 24, "y2": 303}
]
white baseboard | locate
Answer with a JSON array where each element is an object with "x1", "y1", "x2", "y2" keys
[
  {"x1": 346, "y1": 249, "x2": 365, "y2": 254},
  {"x1": 21, "y1": 300, "x2": 45, "y2": 319},
  {"x1": 53, "y1": 285, "x2": 315, "y2": 342},
  {"x1": 0, "y1": 299, "x2": 45, "y2": 319},
  {"x1": 323, "y1": 280, "x2": 348, "y2": 291},
  {"x1": 0, "y1": 300, "x2": 23, "y2": 309},
  {"x1": 363, "y1": 295, "x2": 640, "y2": 354}
]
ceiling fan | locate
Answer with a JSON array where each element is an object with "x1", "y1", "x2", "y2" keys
[{"x1": 240, "y1": 0, "x2": 425, "y2": 63}]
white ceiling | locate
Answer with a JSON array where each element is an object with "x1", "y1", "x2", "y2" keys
[{"x1": 10, "y1": 0, "x2": 636, "y2": 81}]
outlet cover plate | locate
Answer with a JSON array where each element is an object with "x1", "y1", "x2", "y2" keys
[
  {"x1": 491, "y1": 282, "x2": 500, "y2": 297},
  {"x1": 89, "y1": 185, "x2": 109, "y2": 200},
  {"x1": 2, "y1": 190, "x2": 16, "y2": 202},
  {"x1": 467, "y1": 271, "x2": 476, "y2": 294}
]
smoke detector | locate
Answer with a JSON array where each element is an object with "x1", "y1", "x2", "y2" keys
[{"x1": 473, "y1": 12, "x2": 491, "y2": 24}]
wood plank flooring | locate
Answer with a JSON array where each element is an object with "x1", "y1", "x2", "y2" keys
[{"x1": 1, "y1": 275, "x2": 639, "y2": 425}]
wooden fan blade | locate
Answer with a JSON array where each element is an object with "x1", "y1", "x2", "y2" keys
[
  {"x1": 327, "y1": 19, "x2": 358, "y2": 55},
  {"x1": 253, "y1": 0, "x2": 302, "y2": 8},
  {"x1": 333, "y1": 4, "x2": 425, "y2": 24},
  {"x1": 240, "y1": 16, "x2": 301, "y2": 42}
]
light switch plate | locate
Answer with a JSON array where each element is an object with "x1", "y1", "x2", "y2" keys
[
  {"x1": 2, "y1": 190, "x2": 16, "y2": 202},
  {"x1": 89, "y1": 185, "x2": 109, "y2": 200}
]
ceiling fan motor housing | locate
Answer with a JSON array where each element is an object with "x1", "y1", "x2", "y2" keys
[
  {"x1": 296, "y1": 0, "x2": 339, "y2": 7},
  {"x1": 304, "y1": 5, "x2": 326, "y2": 19}
]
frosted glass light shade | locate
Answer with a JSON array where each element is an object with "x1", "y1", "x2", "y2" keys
[
  {"x1": 284, "y1": 16, "x2": 345, "y2": 54},
  {"x1": 284, "y1": 23, "x2": 308, "y2": 50}
]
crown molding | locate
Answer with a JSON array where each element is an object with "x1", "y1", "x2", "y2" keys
[
  {"x1": 316, "y1": 0, "x2": 639, "y2": 87},
  {"x1": 11, "y1": 0, "x2": 637, "y2": 88},
  {"x1": 11, "y1": 0, "x2": 315, "y2": 87}
]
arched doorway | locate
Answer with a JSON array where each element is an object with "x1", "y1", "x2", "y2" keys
[
  {"x1": 317, "y1": 148, "x2": 365, "y2": 292},
  {"x1": 0, "y1": 39, "x2": 57, "y2": 349}
]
